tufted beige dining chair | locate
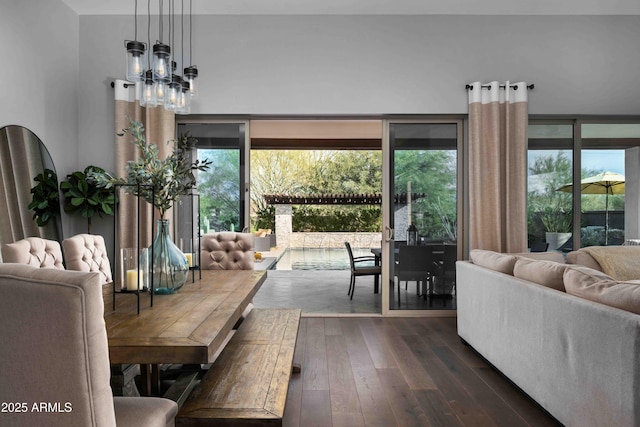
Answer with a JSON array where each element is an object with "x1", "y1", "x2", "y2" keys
[
  {"x1": 201, "y1": 232, "x2": 255, "y2": 270},
  {"x1": 201, "y1": 232, "x2": 255, "y2": 324},
  {"x1": 0, "y1": 263, "x2": 178, "y2": 427},
  {"x1": 1, "y1": 237, "x2": 65, "y2": 269},
  {"x1": 62, "y1": 234, "x2": 113, "y2": 285}
]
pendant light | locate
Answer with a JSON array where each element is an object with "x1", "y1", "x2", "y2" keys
[
  {"x1": 125, "y1": 0, "x2": 146, "y2": 82},
  {"x1": 183, "y1": 0, "x2": 198, "y2": 97},
  {"x1": 152, "y1": 0, "x2": 171, "y2": 84},
  {"x1": 125, "y1": 0, "x2": 199, "y2": 112},
  {"x1": 140, "y1": 70, "x2": 157, "y2": 107}
]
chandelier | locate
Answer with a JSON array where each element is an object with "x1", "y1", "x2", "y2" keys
[{"x1": 125, "y1": 0, "x2": 198, "y2": 114}]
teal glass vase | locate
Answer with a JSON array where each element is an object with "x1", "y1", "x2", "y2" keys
[{"x1": 150, "y1": 218, "x2": 189, "y2": 294}]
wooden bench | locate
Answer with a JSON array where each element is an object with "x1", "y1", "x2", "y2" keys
[{"x1": 177, "y1": 308, "x2": 302, "y2": 427}]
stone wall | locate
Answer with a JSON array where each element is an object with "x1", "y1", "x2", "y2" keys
[{"x1": 288, "y1": 232, "x2": 381, "y2": 249}]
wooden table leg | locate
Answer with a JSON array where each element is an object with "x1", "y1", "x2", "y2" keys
[{"x1": 140, "y1": 364, "x2": 161, "y2": 396}]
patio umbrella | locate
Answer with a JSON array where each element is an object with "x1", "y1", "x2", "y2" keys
[{"x1": 557, "y1": 171, "x2": 625, "y2": 245}]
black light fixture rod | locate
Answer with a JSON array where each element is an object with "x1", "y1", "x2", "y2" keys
[
  {"x1": 465, "y1": 83, "x2": 535, "y2": 90},
  {"x1": 147, "y1": 0, "x2": 151, "y2": 68},
  {"x1": 134, "y1": 0, "x2": 139, "y2": 40}
]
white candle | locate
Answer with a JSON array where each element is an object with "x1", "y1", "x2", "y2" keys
[
  {"x1": 184, "y1": 253, "x2": 193, "y2": 267},
  {"x1": 126, "y1": 269, "x2": 144, "y2": 291}
]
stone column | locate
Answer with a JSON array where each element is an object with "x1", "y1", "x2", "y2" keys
[{"x1": 275, "y1": 204, "x2": 292, "y2": 248}]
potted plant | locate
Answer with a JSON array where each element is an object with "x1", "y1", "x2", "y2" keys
[
  {"x1": 28, "y1": 168, "x2": 60, "y2": 227},
  {"x1": 96, "y1": 119, "x2": 210, "y2": 293},
  {"x1": 539, "y1": 205, "x2": 572, "y2": 250},
  {"x1": 60, "y1": 165, "x2": 115, "y2": 233}
]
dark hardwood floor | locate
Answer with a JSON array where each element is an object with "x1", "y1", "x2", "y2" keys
[{"x1": 284, "y1": 317, "x2": 562, "y2": 427}]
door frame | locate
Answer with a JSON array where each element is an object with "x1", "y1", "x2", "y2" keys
[
  {"x1": 176, "y1": 117, "x2": 252, "y2": 230},
  {"x1": 381, "y1": 117, "x2": 464, "y2": 316}
]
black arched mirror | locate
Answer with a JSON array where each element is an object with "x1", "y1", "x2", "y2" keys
[{"x1": 0, "y1": 125, "x2": 62, "y2": 248}]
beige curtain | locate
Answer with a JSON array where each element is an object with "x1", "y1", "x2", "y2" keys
[
  {"x1": 468, "y1": 81, "x2": 528, "y2": 253},
  {"x1": 113, "y1": 79, "x2": 175, "y2": 252},
  {"x1": 0, "y1": 126, "x2": 55, "y2": 246}
]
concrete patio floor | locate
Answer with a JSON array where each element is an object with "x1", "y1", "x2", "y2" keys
[{"x1": 253, "y1": 269, "x2": 456, "y2": 314}]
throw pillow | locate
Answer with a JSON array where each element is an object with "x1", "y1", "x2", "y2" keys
[
  {"x1": 513, "y1": 258, "x2": 567, "y2": 292},
  {"x1": 564, "y1": 266, "x2": 640, "y2": 315},
  {"x1": 469, "y1": 250, "x2": 518, "y2": 275}
]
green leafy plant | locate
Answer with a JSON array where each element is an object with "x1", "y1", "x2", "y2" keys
[
  {"x1": 60, "y1": 165, "x2": 115, "y2": 233},
  {"x1": 539, "y1": 205, "x2": 572, "y2": 233},
  {"x1": 97, "y1": 119, "x2": 210, "y2": 218},
  {"x1": 28, "y1": 168, "x2": 60, "y2": 227}
]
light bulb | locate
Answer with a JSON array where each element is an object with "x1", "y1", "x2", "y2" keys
[{"x1": 125, "y1": 41, "x2": 146, "y2": 82}]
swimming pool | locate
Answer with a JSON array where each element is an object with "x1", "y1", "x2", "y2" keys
[{"x1": 273, "y1": 247, "x2": 376, "y2": 270}]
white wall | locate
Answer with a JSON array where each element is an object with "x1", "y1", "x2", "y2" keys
[
  {"x1": 0, "y1": 0, "x2": 78, "y2": 237},
  {"x1": 3, "y1": 10, "x2": 640, "y2": 238},
  {"x1": 78, "y1": 14, "x2": 640, "y2": 177}
]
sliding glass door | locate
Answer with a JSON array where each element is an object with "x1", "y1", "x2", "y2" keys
[
  {"x1": 176, "y1": 122, "x2": 249, "y2": 233},
  {"x1": 382, "y1": 120, "x2": 462, "y2": 314}
]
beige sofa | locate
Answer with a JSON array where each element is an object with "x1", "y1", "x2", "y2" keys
[{"x1": 457, "y1": 248, "x2": 640, "y2": 427}]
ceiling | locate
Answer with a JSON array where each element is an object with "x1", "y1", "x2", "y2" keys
[{"x1": 61, "y1": 0, "x2": 640, "y2": 16}]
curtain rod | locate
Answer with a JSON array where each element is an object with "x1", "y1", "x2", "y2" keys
[
  {"x1": 465, "y1": 83, "x2": 534, "y2": 90},
  {"x1": 110, "y1": 81, "x2": 134, "y2": 88}
]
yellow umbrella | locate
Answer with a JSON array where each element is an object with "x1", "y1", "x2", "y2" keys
[{"x1": 557, "y1": 171, "x2": 625, "y2": 245}]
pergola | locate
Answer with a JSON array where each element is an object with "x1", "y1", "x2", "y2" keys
[{"x1": 262, "y1": 193, "x2": 425, "y2": 205}]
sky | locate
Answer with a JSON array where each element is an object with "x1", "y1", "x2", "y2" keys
[{"x1": 528, "y1": 149, "x2": 624, "y2": 176}]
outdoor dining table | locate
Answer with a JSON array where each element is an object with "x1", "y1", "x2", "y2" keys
[
  {"x1": 104, "y1": 269, "x2": 266, "y2": 395},
  {"x1": 371, "y1": 244, "x2": 445, "y2": 293}
]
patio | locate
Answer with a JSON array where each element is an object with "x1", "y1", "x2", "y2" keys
[{"x1": 253, "y1": 270, "x2": 456, "y2": 314}]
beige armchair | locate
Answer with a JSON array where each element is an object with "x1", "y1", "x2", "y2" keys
[
  {"x1": 201, "y1": 232, "x2": 254, "y2": 270},
  {"x1": 1, "y1": 237, "x2": 64, "y2": 269},
  {"x1": 0, "y1": 263, "x2": 177, "y2": 427},
  {"x1": 62, "y1": 234, "x2": 113, "y2": 285}
]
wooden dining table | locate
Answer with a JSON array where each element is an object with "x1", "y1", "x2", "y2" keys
[{"x1": 104, "y1": 269, "x2": 266, "y2": 395}]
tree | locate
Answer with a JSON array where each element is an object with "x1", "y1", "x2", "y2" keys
[
  {"x1": 394, "y1": 150, "x2": 457, "y2": 239},
  {"x1": 198, "y1": 149, "x2": 241, "y2": 231}
]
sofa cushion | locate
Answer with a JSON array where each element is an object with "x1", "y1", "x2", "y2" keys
[
  {"x1": 566, "y1": 250, "x2": 603, "y2": 271},
  {"x1": 564, "y1": 266, "x2": 640, "y2": 315},
  {"x1": 469, "y1": 250, "x2": 518, "y2": 275},
  {"x1": 513, "y1": 257, "x2": 567, "y2": 292},
  {"x1": 514, "y1": 252, "x2": 566, "y2": 263}
]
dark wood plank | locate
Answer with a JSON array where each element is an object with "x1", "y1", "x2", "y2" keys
[
  {"x1": 283, "y1": 318, "x2": 307, "y2": 427},
  {"x1": 340, "y1": 318, "x2": 397, "y2": 426},
  {"x1": 431, "y1": 345, "x2": 530, "y2": 427},
  {"x1": 377, "y1": 367, "x2": 431, "y2": 427},
  {"x1": 280, "y1": 317, "x2": 561, "y2": 427},
  {"x1": 325, "y1": 335, "x2": 362, "y2": 417},
  {"x1": 471, "y1": 367, "x2": 563, "y2": 427},
  {"x1": 300, "y1": 390, "x2": 332, "y2": 427},
  {"x1": 303, "y1": 318, "x2": 329, "y2": 391},
  {"x1": 379, "y1": 324, "x2": 437, "y2": 391},
  {"x1": 402, "y1": 335, "x2": 497, "y2": 426},
  {"x1": 358, "y1": 317, "x2": 398, "y2": 369},
  {"x1": 323, "y1": 317, "x2": 343, "y2": 336},
  {"x1": 412, "y1": 389, "x2": 464, "y2": 427}
]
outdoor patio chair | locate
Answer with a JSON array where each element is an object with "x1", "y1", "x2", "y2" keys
[
  {"x1": 431, "y1": 242, "x2": 457, "y2": 307},
  {"x1": 395, "y1": 245, "x2": 438, "y2": 299},
  {"x1": 345, "y1": 241, "x2": 381, "y2": 300}
]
